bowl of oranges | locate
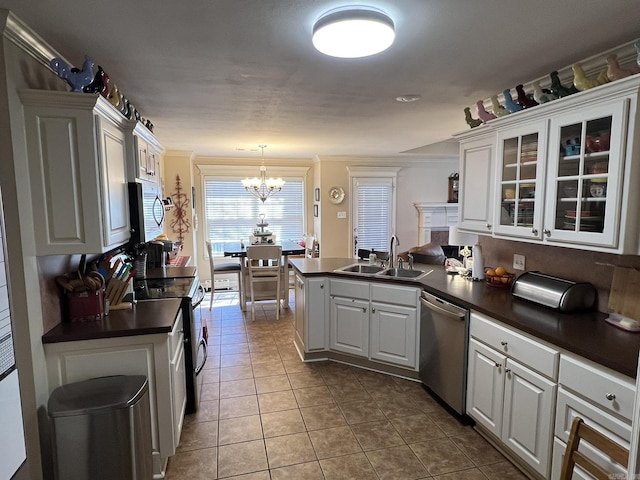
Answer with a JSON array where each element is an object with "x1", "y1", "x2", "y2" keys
[{"x1": 485, "y1": 266, "x2": 515, "y2": 287}]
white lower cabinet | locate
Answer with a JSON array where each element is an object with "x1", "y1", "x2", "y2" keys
[
  {"x1": 329, "y1": 278, "x2": 419, "y2": 370},
  {"x1": 44, "y1": 311, "x2": 185, "y2": 478},
  {"x1": 551, "y1": 354, "x2": 635, "y2": 479},
  {"x1": 294, "y1": 275, "x2": 328, "y2": 353},
  {"x1": 466, "y1": 312, "x2": 558, "y2": 478}
]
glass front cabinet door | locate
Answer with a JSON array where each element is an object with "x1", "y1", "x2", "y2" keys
[
  {"x1": 494, "y1": 121, "x2": 547, "y2": 240},
  {"x1": 544, "y1": 99, "x2": 627, "y2": 248}
]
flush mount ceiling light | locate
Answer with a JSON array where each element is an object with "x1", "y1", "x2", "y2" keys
[
  {"x1": 312, "y1": 6, "x2": 395, "y2": 58},
  {"x1": 395, "y1": 94, "x2": 422, "y2": 103}
]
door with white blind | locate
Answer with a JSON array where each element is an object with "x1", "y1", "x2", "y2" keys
[{"x1": 351, "y1": 175, "x2": 396, "y2": 257}]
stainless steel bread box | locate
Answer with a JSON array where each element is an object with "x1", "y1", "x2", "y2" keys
[{"x1": 511, "y1": 271, "x2": 596, "y2": 312}]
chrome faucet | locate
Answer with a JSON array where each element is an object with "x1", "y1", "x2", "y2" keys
[
  {"x1": 389, "y1": 235, "x2": 399, "y2": 269},
  {"x1": 408, "y1": 253, "x2": 414, "y2": 270},
  {"x1": 397, "y1": 257, "x2": 404, "y2": 269}
]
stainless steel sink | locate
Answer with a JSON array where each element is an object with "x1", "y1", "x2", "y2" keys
[
  {"x1": 336, "y1": 264, "x2": 385, "y2": 274},
  {"x1": 379, "y1": 268, "x2": 432, "y2": 279}
]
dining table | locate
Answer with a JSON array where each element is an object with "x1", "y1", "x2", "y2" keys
[{"x1": 222, "y1": 240, "x2": 305, "y2": 310}]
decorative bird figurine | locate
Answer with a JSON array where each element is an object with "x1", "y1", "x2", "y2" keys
[
  {"x1": 503, "y1": 89, "x2": 522, "y2": 113},
  {"x1": 464, "y1": 107, "x2": 482, "y2": 128},
  {"x1": 516, "y1": 84, "x2": 538, "y2": 109},
  {"x1": 490, "y1": 95, "x2": 509, "y2": 117},
  {"x1": 549, "y1": 71, "x2": 576, "y2": 98},
  {"x1": 572, "y1": 63, "x2": 608, "y2": 91},
  {"x1": 83, "y1": 65, "x2": 108, "y2": 95},
  {"x1": 636, "y1": 40, "x2": 640, "y2": 72},
  {"x1": 49, "y1": 55, "x2": 94, "y2": 92},
  {"x1": 107, "y1": 83, "x2": 120, "y2": 108},
  {"x1": 98, "y1": 67, "x2": 110, "y2": 98},
  {"x1": 532, "y1": 82, "x2": 554, "y2": 104},
  {"x1": 476, "y1": 100, "x2": 496, "y2": 123},
  {"x1": 607, "y1": 53, "x2": 633, "y2": 81}
]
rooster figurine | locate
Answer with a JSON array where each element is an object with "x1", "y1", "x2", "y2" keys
[
  {"x1": 464, "y1": 107, "x2": 482, "y2": 128},
  {"x1": 572, "y1": 63, "x2": 609, "y2": 91},
  {"x1": 516, "y1": 84, "x2": 538, "y2": 109},
  {"x1": 490, "y1": 95, "x2": 509, "y2": 117},
  {"x1": 107, "y1": 83, "x2": 121, "y2": 108},
  {"x1": 503, "y1": 89, "x2": 522, "y2": 113},
  {"x1": 550, "y1": 71, "x2": 577, "y2": 98},
  {"x1": 532, "y1": 82, "x2": 554, "y2": 104},
  {"x1": 476, "y1": 100, "x2": 496, "y2": 123},
  {"x1": 607, "y1": 53, "x2": 634, "y2": 81},
  {"x1": 83, "y1": 65, "x2": 109, "y2": 96},
  {"x1": 50, "y1": 55, "x2": 94, "y2": 92}
]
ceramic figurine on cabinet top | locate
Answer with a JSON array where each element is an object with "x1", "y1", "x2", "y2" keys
[
  {"x1": 464, "y1": 107, "x2": 482, "y2": 128},
  {"x1": 607, "y1": 53, "x2": 635, "y2": 81},
  {"x1": 476, "y1": 100, "x2": 496, "y2": 123},
  {"x1": 490, "y1": 95, "x2": 509, "y2": 117},
  {"x1": 572, "y1": 63, "x2": 609, "y2": 91},
  {"x1": 83, "y1": 65, "x2": 109, "y2": 96},
  {"x1": 636, "y1": 40, "x2": 640, "y2": 70},
  {"x1": 50, "y1": 55, "x2": 94, "y2": 92},
  {"x1": 532, "y1": 82, "x2": 554, "y2": 104},
  {"x1": 98, "y1": 67, "x2": 110, "y2": 98},
  {"x1": 549, "y1": 70, "x2": 577, "y2": 98},
  {"x1": 107, "y1": 83, "x2": 120, "y2": 108},
  {"x1": 516, "y1": 84, "x2": 538, "y2": 109},
  {"x1": 503, "y1": 88, "x2": 522, "y2": 113}
]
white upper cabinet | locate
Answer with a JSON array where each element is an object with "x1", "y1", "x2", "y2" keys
[
  {"x1": 130, "y1": 122, "x2": 163, "y2": 186},
  {"x1": 20, "y1": 90, "x2": 133, "y2": 254}
]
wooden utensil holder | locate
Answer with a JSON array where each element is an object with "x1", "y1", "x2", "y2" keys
[{"x1": 106, "y1": 278, "x2": 132, "y2": 310}]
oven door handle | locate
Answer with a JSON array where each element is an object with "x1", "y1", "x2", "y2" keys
[
  {"x1": 192, "y1": 284, "x2": 205, "y2": 308},
  {"x1": 195, "y1": 338, "x2": 208, "y2": 376}
]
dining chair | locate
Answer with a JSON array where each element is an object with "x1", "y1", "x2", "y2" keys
[
  {"x1": 246, "y1": 245, "x2": 282, "y2": 321},
  {"x1": 205, "y1": 240, "x2": 243, "y2": 310},
  {"x1": 560, "y1": 417, "x2": 629, "y2": 480}
]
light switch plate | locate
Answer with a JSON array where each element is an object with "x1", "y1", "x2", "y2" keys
[
  {"x1": 337, "y1": 211, "x2": 347, "y2": 219},
  {"x1": 513, "y1": 254, "x2": 525, "y2": 270}
]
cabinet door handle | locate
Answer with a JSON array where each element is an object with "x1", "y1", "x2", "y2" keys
[
  {"x1": 320, "y1": 284, "x2": 324, "y2": 289},
  {"x1": 531, "y1": 228, "x2": 538, "y2": 236},
  {"x1": 543, "y1": 229, "x2": 551, "y2": 236},
  {"x1": 505, "y1": 368, "x2": 511, "y2": 374},
  {"x1": 486, "y1": 223, "x2": 492, "y2": 230},
  {"x1": 605, "y1": 393, "x2": 616, "y2": 401},
  {"x1": 494, "y1": 362, "x2": 502, "y2": 368},
  {"x1": 500, "y1": 341, "x2": 508, "y2": 347},
  {"x1": 371, "y1": 307, "x2": 376, "y2": 313},
  {"x1": 362, "y1": 307, "x2": 367, "y2": 312}
]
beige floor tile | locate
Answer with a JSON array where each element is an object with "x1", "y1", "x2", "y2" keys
[
  {"x1": 254, "y1": 374, "x2": 291, "y2": 394},
  {"x1": 337, "y1": 398, "x2": 386, "y2": 425},
  {"x1": 327, "y1": 382, "x2": 372, "y2": 404},
  {"x1": 390, "y1": 413, "x2": 447, "y2": 443},
  {"x1": 223, "y1": 470, "x2": 271, "y2": 480},
  {"x1": 258, "y1": 390, "x2": 299, "y2": 413},
  {"x1": 251, "y1": 350, "x2": 283, "y2": 365},
  {"x1": 220, "y1": 364, "x2": 254, "y2": 382},
  {"x1": 219, "y1": 415, "x2": 263, "y2": 445},
  {"x1": 185, "y1": 399, "x2": 219, "y2": 423},
  {"x1": 319, "y1": 452, "x2": 378, "y2": 480},
  {"x1": 252, "y1": 360, "x2": 286, "y2": 378},
  {"x1": 282, "y1": 359, "x2": 314, "y2": 374},
  {"x1": 450, "y1": 432, "x2": 504, "y2": 466},
  {"x1": 265, "y1": 432, "x2": 316, "y2": 469},
  {"x1": 165, "y1": 447, "x2": 217, "y2": 480},
  {"x1": 200, "y1": 382, "x2": 220, "y2": 401},
  {"x1": 219, "y1": 394, "x2": 259, "y2": 419},
  {"x1": 288, "y1": 369, "x2": 326, "y2": 389},
  {"x1": 479, "y1": 460, "x2": 529, "y2": 479},
  {"x1": 222, "y1": 325, "x2": 247, "y2": 335},
  {"x1": 406, "y1": 389, "x2": 443, "y2": 413},
  {"x1": 177, "y1": 420, "x2": 219, "y2": 452},
  {"x1": 428, "y1": 407, "x2": 474, "y2": 436},
  {"x1": 350, "y1": 419, "x2": 405, "y2": 451},
  {"x1": 366, "y1": 444, "x2": 429, "y2": 480},
  {"x1": 220, "y1": 378, "x2": 256, "y2": 398},
  {"x1": 308, "y1": 425, "x2": 362, "y2": 459},
  {"x1": 217, "y1": 439, "x2": 268, "y2": 478},
  {"x1": 221, "y1": 352, "x2": 252, "y2": 367},
  {"x1": 300, "y1": 404, "x2": 347, "y2": 431},
  {"x1": 270, "y1": 461, "x2": 325, "y2": 480},
  {"x1": 409, "y1": 438, "x2": 474, "y2": 476},
  {"x1": 431, "y1": 467, "x2": 488, "y2": 479},
  {"x1": 261, "y1": 408, "x2": 306, "y2": 437},
  {"x1": 293, "y1": 385, "x2": 335, "y2": 407},
  {"x1": 221, "y1": 342, "x2": 250, "y2": 355},
  {"x1": 200, "y1": 368, "x2": 220, "y2": 384},
  {"x1": 221, "y1": 333, "x2": 249, "y2": 345}
]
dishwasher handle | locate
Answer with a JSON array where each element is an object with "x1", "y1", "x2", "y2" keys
[{"x1": 420, "y1": 293, "x2": 467, "y2": 320}]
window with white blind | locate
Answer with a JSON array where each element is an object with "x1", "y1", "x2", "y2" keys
[
  {"x1": 351, "y1": 175, "x2": 396, "y2": 256},
  {"x1": 203, "y1": 176, "x2": 305, "y2": 255}
]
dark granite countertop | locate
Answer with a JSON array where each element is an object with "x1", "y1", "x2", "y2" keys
[
  {"x1": 290, "y1": 258, "x2": 640, "y2": 378},
  {"x1": 42, "y1": 298, "x2": 182, "y2": 344}
]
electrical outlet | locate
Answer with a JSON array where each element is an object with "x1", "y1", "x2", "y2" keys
[
  {"x1": 513, "y1": 254, "x2": 525, "y2": 271},
  {"x1": 337, "y1": 211, "x2": 347, "y2": 219}
]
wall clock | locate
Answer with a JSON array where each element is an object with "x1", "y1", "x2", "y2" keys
[{"x1": 328, "y1": 186, "x2": 345, "y2": 204}]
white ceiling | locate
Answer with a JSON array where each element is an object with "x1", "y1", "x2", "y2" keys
[{"x1": 2, "y1": 1, "x2": 639, "y2": 159}]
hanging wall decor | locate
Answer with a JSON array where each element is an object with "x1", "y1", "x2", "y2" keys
[{"x1": 170, "y1": 174, "x2": 191, "y2": 246}]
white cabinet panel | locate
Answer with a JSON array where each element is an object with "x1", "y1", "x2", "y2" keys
[
  {"x1": 370, "y1": 302, "x2": 416, "y2": 368},
  {"x1": 330, "y1": 296, "x2": 369, "y2": 357}
]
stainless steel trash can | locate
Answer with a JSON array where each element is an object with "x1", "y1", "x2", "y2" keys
[{"x1": 48, "y1": 375, "x2": 152, "y2": 480}]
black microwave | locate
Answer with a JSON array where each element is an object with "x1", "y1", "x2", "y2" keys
[{"x1": 128, "y1": 182, "x2": 165, "y2": 244}]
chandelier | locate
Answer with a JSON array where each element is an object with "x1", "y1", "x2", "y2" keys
[{"x1": 241, "y1": 145, "x2": 285, "y2": 203}]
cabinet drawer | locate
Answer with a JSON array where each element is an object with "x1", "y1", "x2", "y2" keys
[
  {"x1": 555, "y1": 387, "x2": 631, "y2": 444},
  {"x1": 169, "y1": 311, "x2": 184, "y2": 356},
  {"x1": 330, "y1": 278, "x2": 369, "y2": 300},
  {"x1": 371, "y1": 284, "x2": 418, "y2": 307},
  {"x1": 559, "y1": 354, "x2": 635, "y2": 421},
  {"x1": 470, "y1": 312, "x2": 558, "y2": 379}
]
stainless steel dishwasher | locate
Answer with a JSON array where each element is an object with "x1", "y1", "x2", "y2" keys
[{"x1": 419, "y1": 291, "x2": 469, "y2": 415}]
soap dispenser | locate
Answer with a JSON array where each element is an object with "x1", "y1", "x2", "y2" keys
[{"x1": 472, "y1": 242, "x2": 485, "y2": 280}]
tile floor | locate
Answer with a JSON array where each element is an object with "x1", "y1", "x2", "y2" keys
[{"x1": 165, "y1": 290, "x2": 527, "y2": 480}]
